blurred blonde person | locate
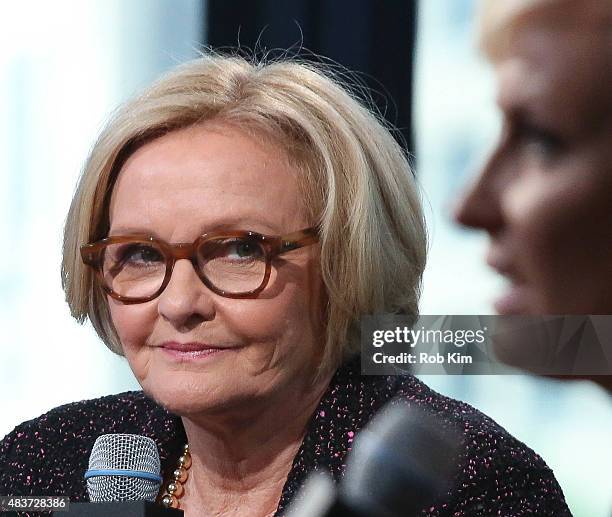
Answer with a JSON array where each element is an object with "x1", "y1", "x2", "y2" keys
[{"x1": 456, "y1": 0, "x2": 612, "y2": 392}]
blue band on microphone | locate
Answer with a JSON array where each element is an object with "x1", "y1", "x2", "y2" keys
[{"x1": 84, "y1": 468, "x2": 162, "y2": 483}]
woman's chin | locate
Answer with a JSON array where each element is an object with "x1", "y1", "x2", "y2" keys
[
  {"x1": 137, "y1": 369, "x2": 230, "y2": 416},
  {"x1": 144, "y1": 385, "x2": 235, "y2": 417},
  {"x1": 492, "y1": 283, "x2": 558, "y2": 315}
]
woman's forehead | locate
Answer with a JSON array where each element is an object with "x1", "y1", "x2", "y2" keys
[
  {"x1": 108, "y1": 124, "x2": 307, "y2": 236},
  {"x1": 480, "y1": 0, "x2": 612, "y2": 61},
  {"x1": 493, "y1": 21, "x2": 611, "y2": 115}
]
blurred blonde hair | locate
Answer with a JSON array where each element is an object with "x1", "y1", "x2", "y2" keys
[
  {"x1": 62, "y1": 52, "x2": 427, "y2": 376},
  {"x1": 479, "y1": 0, "x2": 612, "y2": 59}
]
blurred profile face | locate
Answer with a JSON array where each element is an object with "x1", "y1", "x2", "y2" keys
[
  {"x1": 455, "y1": 7, "x2": 612, "y2": 315},
  {"x1": 107, "y1": 121, "x2": 326, "y2": 417}
]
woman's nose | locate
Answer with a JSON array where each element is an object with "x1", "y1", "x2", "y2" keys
[
  {"x1": 454, "y1": 152, "x2": 505, "y2": 235},
  {"x1": 157, "y1": 259, "x2": 216, "y2": 331}
]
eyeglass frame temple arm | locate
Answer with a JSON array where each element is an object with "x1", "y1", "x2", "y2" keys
[{"x1": 277, "y1": 227, "x2": 319, "y2": 254}]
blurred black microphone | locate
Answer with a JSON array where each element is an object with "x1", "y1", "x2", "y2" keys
[
  {"x1": 287, "y1": 402, "x2": 462, "y2": 517},
  {"x1": 56, "y1": 434, "x2": 182, "y2": 516}
]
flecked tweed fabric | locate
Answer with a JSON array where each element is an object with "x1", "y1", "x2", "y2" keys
[{"x1": 1, "y1": 357, "x2": 571, "y2": 516}]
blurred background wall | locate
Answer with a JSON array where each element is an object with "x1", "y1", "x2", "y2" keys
[{"x1": 1, "y1": 1, "x2": 610, "y2": 515}]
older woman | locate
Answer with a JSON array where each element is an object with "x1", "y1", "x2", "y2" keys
[
  {"x1": 1, "y1": 54, "x2": 569, "y2": 515},
  {"x1": 455, "y1": 0, "x2": 612, "y2": 393}
]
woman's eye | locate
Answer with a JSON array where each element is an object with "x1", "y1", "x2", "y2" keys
[
  {"x1": 513, "y1": 121, "x2": 566, "y2": 161},
  {"x1": 120, "y1": 245, "x2": 163, "y2": 265},
  {"x1": 225, "y1": 239, "x2": 263, "y2": 260}
]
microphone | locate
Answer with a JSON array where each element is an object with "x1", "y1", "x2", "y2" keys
[
  {"x1": 86, "y1": 433, "x2": 163, "y2": 502},
  {"x1": 287, "y1": 402, "x2": 461, "y2": 517},
  {"x1": 56, "y1": 434, "x2": 182, "y2": 516}
]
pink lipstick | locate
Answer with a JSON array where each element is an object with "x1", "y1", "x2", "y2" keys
[{"x1": 159, "y1": 341, "x2": 228, "y2": 361}]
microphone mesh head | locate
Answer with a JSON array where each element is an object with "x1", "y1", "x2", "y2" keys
[
  {"x1": 343, "y1": 402, "x2": 462, "y2": 516},
  {"x1": 87, "y1": 434, "x2": 162, "y2": 502}
]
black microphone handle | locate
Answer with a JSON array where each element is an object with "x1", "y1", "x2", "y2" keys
[
  {"x1": 55, "y1": 500, "x2": 183, "y2": 516},
  {"x1": 321, "y1": 495, "x2": 373, "y2": 517},
  {"x1": 286, "y1": 471, "x2": 375, "y2": 517}
]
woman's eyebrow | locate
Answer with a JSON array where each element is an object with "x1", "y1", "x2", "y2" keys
[
  {"x1": 108, "y1": 220, "x2": 283, "y2": 238},
  {"x1": 200, "y1": 219, "x2": 281, "y2": 234},
  {"x1": 107, "y1": 227, "x2": 162, "y2": 238}
]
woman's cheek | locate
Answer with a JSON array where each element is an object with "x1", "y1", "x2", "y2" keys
[
  {"x1": 109, "y1": 303, "x2": 149, "y2": 343},
  {"x1": 499, "y1": 174, "x2": 564, "y2": 290},
  {"x1": 227, "y1": 301, "x2": 296, "y2": 360},
  {"x1": 502, "y1": 174, "x2": 546, "y2": 244},
  {"x1": 108, "y1": 301, "x2": 157, "y2": 377},
  {"x1": 225, "y1": 290, "x2": 316, "y2": 372},
  {"x1": 501, "y1": 167, "x2": 607, "y2": 312},
  {"x1": 222, "y1": 289, "x2": 300, "y2": 338}
]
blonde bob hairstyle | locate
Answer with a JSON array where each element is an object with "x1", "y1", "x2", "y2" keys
[{"x1": 62, "y1": 53, "x2": 427, "y2": 374}]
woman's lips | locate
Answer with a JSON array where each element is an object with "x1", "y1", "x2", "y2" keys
[
  {"x1": 486, "y1": 253, "x2": 530, "y2": 314},
  {"x1": 158, "y1": 342, "x2": 232, "y2": 361},
  {"x1": 493, "y1": 283, "x2": 530, "y2": 315}
]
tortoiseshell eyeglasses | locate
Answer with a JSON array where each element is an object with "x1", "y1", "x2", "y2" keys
[{"x1": 80, "y1": 227, "x2": 319, "y2": 304}]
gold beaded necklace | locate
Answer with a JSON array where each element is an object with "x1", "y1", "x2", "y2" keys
[{"x1": 160, "y1": 444, "x2": 192, "y2": 509}]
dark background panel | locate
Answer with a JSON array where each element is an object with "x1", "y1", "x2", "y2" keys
[{"x1": 206, "y1": 0, "x2": 418, "y2": 156}]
